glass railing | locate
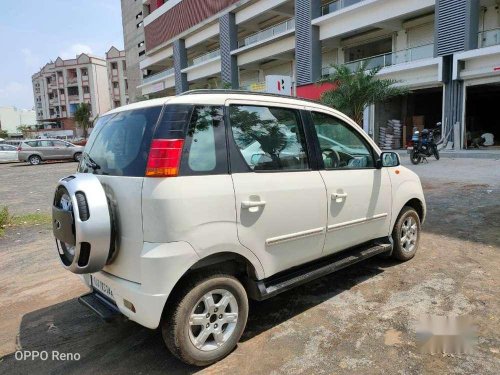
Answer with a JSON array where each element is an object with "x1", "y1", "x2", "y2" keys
[
  {"x1": 238, "y1": 18, "x2": 295, "y2": 48},
  {"x1": 322, "y1": 44, "x2": 435, "y2": 76},
  {"x1": 321, "y1": 0, "x2": 364, "y2": 16},
  {"x1": 479, "y1": 28, "x2": 500, "y2": 48},
  {"x1": 190, "y1": 49, "x2": 221, "y2": 67},
  {"x1": 142, "y1": 67, "x2": 174, "y2": 84}
]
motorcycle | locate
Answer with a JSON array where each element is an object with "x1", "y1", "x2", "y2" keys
[{"x1": 408, "y1": 128, "x2": 440, "y2": 165}]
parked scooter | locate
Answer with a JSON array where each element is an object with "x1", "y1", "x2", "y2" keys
[{"x1": 408, "y1": 128, "x2": 440, "y2": 165}]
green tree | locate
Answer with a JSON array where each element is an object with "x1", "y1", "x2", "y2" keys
[
  {"x1": 0, "y1": 129, "x2": 8, "y2": 139},
  {"x1": 16, "y1": 125, "x2": 33, "y2": 138},
  {"x1": 320, "y1": 63, "x2": 408, "y2": 126},
  {"x1": 74, "y1": 103, "x2": 92, "y2": 139}
]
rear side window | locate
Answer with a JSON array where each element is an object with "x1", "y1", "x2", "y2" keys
[
  {"x1": 180, "y1": 106, "x2": 227, "y2": 175},
  {"x1": 78, "y1": 106, "x2": 162, "y2": 176},
  {"x1": 229, "y1": 105, "x2": 309, "y2": 171},
  {"x1": 25, "y1": 141, "x2": 39, "y2": 147}
]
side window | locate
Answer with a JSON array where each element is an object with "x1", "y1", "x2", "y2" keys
[
  {"x1": 180, "y1": 106, "x2": 227, "y2": 175},
  {"x1": 229, "y1": 105, "x2": 309, "y2": 171},
  {"x1": 311, "y1": 112, "x2": 374, "y2": 169},
  {"x1": 40, "y1": 140, "x2": 54, "y2": 147},
  {"x1": 26, "y1": 141, "x2": 40, "y2": 147},
  {"x1": 52, "y1": 141, "x2": 67, "y2": 147}
]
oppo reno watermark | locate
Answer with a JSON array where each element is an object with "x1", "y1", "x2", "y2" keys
[{"x1": 14, "y1": 350, "x2": 81, "y2": 361}]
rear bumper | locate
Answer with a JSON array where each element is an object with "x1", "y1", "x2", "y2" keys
[{"x1": 81, "y1": 241, "x2": 199, "y2": 329}]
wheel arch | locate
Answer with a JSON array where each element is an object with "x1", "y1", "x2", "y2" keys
[
  {"x1": 403, "y1": 198, "x2": 425, "y2": 223},
  {"x1": 28, "y1": 153, "x2": 43, "y2": 161}
]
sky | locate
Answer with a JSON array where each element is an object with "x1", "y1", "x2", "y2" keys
[{"x1": 0, "y1": 0, "x2": 124, "y2": 110}]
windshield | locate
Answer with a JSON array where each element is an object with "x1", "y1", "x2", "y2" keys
[{"x1": 78, "y1": 106, "x2": 162, "y2": 176}]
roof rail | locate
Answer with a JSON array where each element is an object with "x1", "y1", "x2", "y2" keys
[{"x1": 177, "y1": 89, "x2": 322, "y2": 104}]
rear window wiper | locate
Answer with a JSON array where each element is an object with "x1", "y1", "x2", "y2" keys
[{"x1": 83, "y1": 153, "x2": 101, "y2": 171}]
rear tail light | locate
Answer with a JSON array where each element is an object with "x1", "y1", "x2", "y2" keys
[
  {"x1": 17, "y1": 146, "x2": 22, "y2": 151},
  {"x1": 145, "y1": 139, "x2": 184, "y2": 177}
]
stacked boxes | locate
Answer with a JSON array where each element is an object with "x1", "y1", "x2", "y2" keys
[{"x1": 378, "y1": 119, "x2": 403, "y2": 149}]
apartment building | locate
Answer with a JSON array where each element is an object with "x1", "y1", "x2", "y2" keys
[
  {"x1": 129, "y1": 0, "x2": 500, "y2": 149},
  {"x1": 106, "y1": 47, "x2": 129, "y2": 108},
  {"x1": 120, "y1": 0, "x2": 147, "y2": 101},
  {"x1": 31, "y1": 53, "x2": 111, "y2": 136}
]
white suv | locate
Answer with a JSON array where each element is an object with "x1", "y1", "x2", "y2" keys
[{"x1": 52, "y1": 91, "x2": 425, "y2": 366}]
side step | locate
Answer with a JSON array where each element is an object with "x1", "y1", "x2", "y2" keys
[
  {"x1": 78, "y1": 291, "x2": 121, "y2": 322},
  {"x1": 249, "y1": 238, "x2": 392, "y2": 301}
]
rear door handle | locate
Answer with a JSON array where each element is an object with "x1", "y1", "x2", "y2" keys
[
  {"x1": 331, "y1": 193, "x2": 348, "y2": 199},
  {"x1": 241, "y1": 200, "x2": 266, "y2": 209}
]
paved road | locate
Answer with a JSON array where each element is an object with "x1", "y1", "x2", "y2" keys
[{"x1": 0, "y1": 157, "x2": 499, "y2": 374}]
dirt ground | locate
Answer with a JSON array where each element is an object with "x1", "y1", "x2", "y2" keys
[{"x1": 0, "y1": 158, "x2": 499, "y2": 374}]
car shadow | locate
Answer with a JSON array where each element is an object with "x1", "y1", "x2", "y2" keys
[{"x1": 0, "y1": 258, "x2": 393, "y2": 374}]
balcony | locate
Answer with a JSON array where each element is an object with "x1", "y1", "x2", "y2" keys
[
  {"x1": 190, "y1": 49, "x2": 220, "y2": 67},
  {"x1": 143, "y1": 67, "x2": 175, "y2": 84},
  {"x1": 322, "y1": 0, "x2": 364, "y2": 16},
  {"x1": 68, "y1": 94, "x2": 79, "y2": 102},
  {"x1": 67, "y1": 76, "x2": 78, "y2": 85},
  {"x1": 238, "y1": 19, "x2": 295, "y2": 49},
  {"x1": 322, "y1": 44, "x2": 435, "y2": 76},
  {"x1": 479, "y1": 28, "x2": 500, "y2": 48}
]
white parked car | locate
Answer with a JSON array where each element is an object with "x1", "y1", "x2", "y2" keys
[
  {"x1": 0, "y1": 144, "x2": 18, "y2": 162},
  {"x1": 51, "y1": 91, "x2": 426, "y2": 366}
]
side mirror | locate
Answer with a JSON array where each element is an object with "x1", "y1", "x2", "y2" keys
[{"x1": 377, "y1": 152, "x2": 400, "y2": 168}]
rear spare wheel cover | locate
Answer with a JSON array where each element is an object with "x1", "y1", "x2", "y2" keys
[{"x1": 52, "y1": 173, "x2": 112, "y2": 274}]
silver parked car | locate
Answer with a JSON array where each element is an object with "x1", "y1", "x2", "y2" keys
[
  {"x1": 0, "y1": 144, "x2": 18, "y2": 162},
  {"x1": 18, "y1": 139, "x2": 84, "y2": 165}
]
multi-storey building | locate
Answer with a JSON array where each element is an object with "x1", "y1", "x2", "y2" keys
[
  {"x1": 31, "y1": 53, "x2": 111, "y2": 136},
  {"x1": 120, "y1": 0, "x2": 147, "y2": 101},
  {"x1": 106, "y1": 47, "x2": 129, "y2": 108},
  {"x1": 129, "y1": 0, "x2": 500, "y2": 149}
]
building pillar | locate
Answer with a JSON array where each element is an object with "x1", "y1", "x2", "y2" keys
[
  {"x1": 173, "y1": 39, "x2": 188, "y2": 94},
  {"x1": 295, "y1": 0, "x2": 322, "y2": 86},
  {"x1": 435, "y1": 0, "x2": 479, "y2": 149},
  {"x1": 220, "y1": 13, "x2": 239, "y2": 89}
]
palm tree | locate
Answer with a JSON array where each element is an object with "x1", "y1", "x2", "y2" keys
[
  {"x1": 74, "y1": 103, "x2": 91, "y2": 139},
  {"x1": 320, "y1": 63, "x2": 408, "y2": 126}
]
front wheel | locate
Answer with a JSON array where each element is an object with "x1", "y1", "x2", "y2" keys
[
  {"x1": 410, "y1": 150, "x2": 421, "y2": 165},
  {"x1": 73, "y1": 152, "x2": 82, "y2": 162},
  {"x1": 432, "y1": 146, "x2": 440, "y2": 160},
  {"x1": 391, "y1": 207, "x2": 421, "y2": 261},
  {"x1": 162, "y1": 273, "x2": 249, "y2": 366}
]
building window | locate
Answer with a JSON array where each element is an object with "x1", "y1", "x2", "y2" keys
[
  {"x1": 111, "y1": 62, "x2": 118, "y2": 70},
  {"x1": 81, "y1": 68, "x2": 88, "y2": 76},
  {"x1": 138, "y1": 50, "x2": 145, "y2": 57},
  {"x1": 122, "y1": 60, "x2": 127, "y2": 72},
  {"x1": 59, "y1": 89, "x2": 64, "y2": 95},
  {"x1": 114, "y1": 100, "x2": 121, "y2": 108},
  {"x1": 83, "y1": 86, "x2": 90, "y2": 94},
  {"x1": 113, "y1": 82, "x2": 119, "y2": 89},
  {"x1": 125, "y1": 79, "x2": 128, "y2": 90}
]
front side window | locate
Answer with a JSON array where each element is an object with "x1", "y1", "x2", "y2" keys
[
  {"x1": 229, "y1": 105, "x2": 309, "y2": 171},
  {"x1": 311, "y1": 112, "x2": 374, "y2": 169}
]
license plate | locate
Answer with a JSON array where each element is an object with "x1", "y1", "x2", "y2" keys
[{"x1": 91, "y1": 275, "x2": 114, "y2": 301}]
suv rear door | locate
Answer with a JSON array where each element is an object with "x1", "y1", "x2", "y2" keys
[
  {"x1": 78, "y1": 105, "x2": 163, "y2": 282},
  {"x1": 227, "y1": 100, "x2": 327, "y2": 276}
]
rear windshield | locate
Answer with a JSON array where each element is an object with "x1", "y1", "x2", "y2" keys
[{"x1": 78, "y1": 106, "x2": 163, "y2": 176}]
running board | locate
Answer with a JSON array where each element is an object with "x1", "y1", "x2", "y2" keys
[
  {"x1": 248, "y1": 238, "x2": 392, "y2": 301},
  {"x1": 79, "y1": 291, "x2": 121, "y2": 322}
]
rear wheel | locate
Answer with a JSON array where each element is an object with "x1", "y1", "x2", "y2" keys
[
  {"x1": 410, "y1": 150, "x2": 421, "y2": 165},
  {"x1": 28, "y1": 155, "x2": 41, "y2": 165},
  {"x1": 162, "y1": 273, "x2": 248, "y2": 366},
  {"x1": 391, "y1": 207, "x2": 421, "y2": 261}
]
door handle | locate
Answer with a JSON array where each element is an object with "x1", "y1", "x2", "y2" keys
[
  {"x1": 241, "y1": 200, "x2": 266, "y2": 209},
  {"x1": 331, "y1": 193, "x2": 348, "y2": 200}
]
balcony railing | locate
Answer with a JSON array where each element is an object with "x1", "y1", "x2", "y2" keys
[
  {"x1": 321, "y1": 0, "x2": 364, "y2": 16},
  {"x1": 238, "y1": 18, "x2": 295, "y2": 48},
  {"x1": 322, "y1": 44, "x2": 435, "y2": 76},
  {"x1": 67, "y1": 77, "x2": 78, "y2": 84},
  {"x1": 479, "y1": 28, "x2": 500, "y2": 48},
  {"x1": 143, "y1": 67, "x2": 174, "y2": 84},
  {"x1": 190, "y1": 49, "x2": 221, "y2": 67}
]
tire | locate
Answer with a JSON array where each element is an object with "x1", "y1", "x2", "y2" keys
[
  {"x1": 433, "y1": 146, "x2": 440, "y2": 160},
  {"x1": 73, "y1": 152, "x2": 82, "y2": 162},
  {"x1": 28, "y1": 155, "x2": 41, "y2": 165},
  {"x1": 410, "y1": 150, "x2": 421, "y2": 165},
  {"x1": 162, "y1": 273, "x2": 249, "y2": 366},
  {"x1": 391, "y1": 207, "x2": 421, "y2": 261}
]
